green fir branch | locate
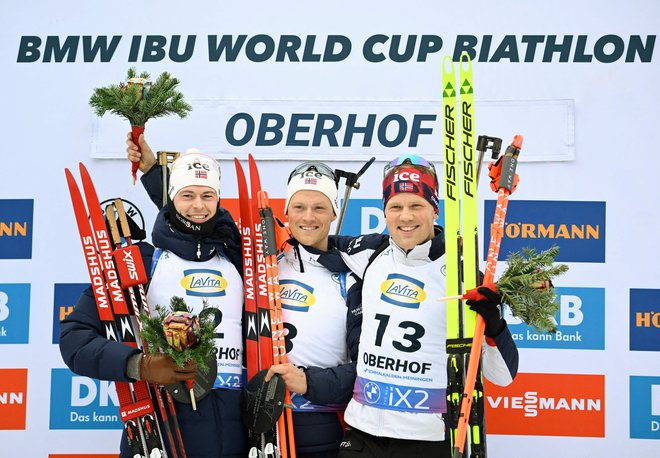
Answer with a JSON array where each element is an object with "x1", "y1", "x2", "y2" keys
[
  {"x1": 140, "y1": 296, "x2": 216, "y2": 371},
  {"x1": 89, "y1": 68, "x2": 191, "y2": 127},
  {"x1": 496, "y1": 246, "x2": 569, "y2": 333}
]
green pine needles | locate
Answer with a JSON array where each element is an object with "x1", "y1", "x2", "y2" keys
[
  {"x1": 140, "y1": 296, "x2": 216, "y2": 370},
  {"x1": 497, "y1": 246, "x2": 569, "y2": 333},
  {"x1": 89, "y1": 68, "x2": 191, "y2": 127}
]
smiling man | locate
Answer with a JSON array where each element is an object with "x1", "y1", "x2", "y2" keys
[{"x1": 330, "y1": 154, "x2": 519, "y2": 458}]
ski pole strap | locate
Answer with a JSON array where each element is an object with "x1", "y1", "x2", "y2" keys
[
  {"x1": 259, "y1": 202, "x2": 278, "y2": 257},
  {"x1": 489, "y1": 135, "x2": 523, "y2": 193}
]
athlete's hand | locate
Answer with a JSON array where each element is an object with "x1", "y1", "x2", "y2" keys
[
  {"x1": 126, "y1": 132, "x2": 157, "y2": 173},
  {"x1": 139, "y1": 353, "x2": 197, "y2": 385},
  {"x1": 467, "y1": 285, "x2": 506, "y2": 337},
  {"x1": 265, "y1": 363, "x2": 307, "y2": 395}
]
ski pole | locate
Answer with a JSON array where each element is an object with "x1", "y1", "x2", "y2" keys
[
  {"x1": 112, "y1": 198, "x2": 188, "y2": 458},
  {"x1": 334, "y1": 157, "x2": 375, "y2": 235},
  {"x1": 452, "y1": 135, "x2": 522, "y2": 458},
  {"x1": 259, "y1": 190, "x2": 297, "y2": 458},
  {"x1": 475, "y1": 136, "x2": 501, "y2": 186},
  {"x1": 157, "y1": 151, "x2": 180, "y2": 207}
]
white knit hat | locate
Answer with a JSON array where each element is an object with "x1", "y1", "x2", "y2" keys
[
  {"x1": 285, "y1": 162, "x2": 339, "y2": 215},
  {"x1": 168, "y1": 150, "x2": 221, "y2": 200}
]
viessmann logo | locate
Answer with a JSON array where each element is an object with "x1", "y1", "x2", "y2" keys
[
  {"x1": 280, "y1": 279, "x2": 316, "y2": 312},
  {"x1": 485, "y1": 373, "x2": 605, "y2": 437},
  {"x1": 483, "y1": 200, "x2": 606, "y2": 263}
]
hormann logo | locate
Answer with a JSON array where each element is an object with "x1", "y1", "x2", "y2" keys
[
  {"x1": 484, "y1": 200, "x2": 606, "y2": 262},
  {"x1": 180, "y1": 269, "x2": 227, "y2": 297},
  {"x1": 380, "y1": 273, "x2": 426, "y2": 308},
  {"x1": 630, "y1": 289, "x2": 660, "y2": 351},
  {"x1": 53, "y1": 283, "x2": 89, "y2": 344},
  {"x1": 485, "y1": 373, "x2": 605, "y2": 437},
  {"x1": 0, "y1": 199, "x2": 33, "y2": 259},
  {"x1": 280, "y1": 280, "x2": 316, "y2": 312}
]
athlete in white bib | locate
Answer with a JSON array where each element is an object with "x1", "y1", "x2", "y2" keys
[
  {"x1": 264, "y1": 162, "x2": 362, "y2": 458},
  {"x1": 65, "y1": 137, "x2": 247, "y2": 458},
  {"x1": 330, "y1": 155, "x2": 519, "y2": 458}
]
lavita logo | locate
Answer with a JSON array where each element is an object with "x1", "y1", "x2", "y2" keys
[
  {"x1": 49, "y1": 369, "x2": 122, "y2": 429},
  {"x1": 507, "y1": 287, "x2": 605, "y2": 350},
  {"x1": 180, "y1": 269, "x2": 227, "y2": 297},
  {"x1": 280, "y1": 280, "x2": 316, "y2": 312}
]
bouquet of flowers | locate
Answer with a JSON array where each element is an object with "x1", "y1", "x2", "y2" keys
[
  {"x1": 89, "y1": 68, "x2": 191, "y2": 183},
  {"x1": 140, "y1": 296, "x2": 216, "y2": 408}
]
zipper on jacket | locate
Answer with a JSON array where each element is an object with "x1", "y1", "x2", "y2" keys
[{"x1": 196, "y1": 240, "x2": 201, "y2": 259}]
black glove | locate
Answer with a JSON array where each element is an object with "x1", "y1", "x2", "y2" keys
[
  {"x1": 467, "y1": 286, "x2": 505, "y2": 338},
  {"x1": 139, "y1": 353, "x2": 197, "y2": 385}
]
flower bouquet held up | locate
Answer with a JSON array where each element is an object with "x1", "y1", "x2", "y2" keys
[
  {"x1": 89, "y1": 68, "x2": 192, "y2": 184},
  {"x1": 140, "y1": 297, "x2": 217, "y2": 410},
  {"x1": 440, "y1": 246, "x2": 569, "y2": 333}
]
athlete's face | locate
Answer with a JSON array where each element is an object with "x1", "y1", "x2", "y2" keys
[
  {"x1": 172, "y1": 185, "x2": 218, "y2": 223},
  {"x1": 286, "y1": 190, "x2": 336, "y2": 252},
  {"x1": 384, "y1": 193, "x2": 437, "y2": 251}
]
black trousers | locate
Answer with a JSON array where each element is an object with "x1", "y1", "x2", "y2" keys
[{"x1": 337, "y1": 427, "x2": 451, "y2": 458}]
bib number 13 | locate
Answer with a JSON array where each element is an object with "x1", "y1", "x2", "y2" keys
[{"x1": 374, "y1": 313, "x2": 425, "y2": 353}]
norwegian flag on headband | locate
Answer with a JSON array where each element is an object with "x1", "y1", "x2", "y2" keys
[
  {"x1": 304, "y1": 177, "x2": 317, "y2": 185},
  {"x1": 195, "y1": 170, "x2": 208, "y2": 179},
  {"x1": 396, "y1": 182, "x2": 415, "y2": 193}
]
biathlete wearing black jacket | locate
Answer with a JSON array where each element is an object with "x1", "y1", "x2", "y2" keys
[
  {"x1": 60, "y1": 152, "x2": 248, "y2": 458},
  {"x1": 324, "y1": 154, "x2": 519, "y2": 458}
]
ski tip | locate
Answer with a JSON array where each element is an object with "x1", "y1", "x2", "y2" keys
[
  {"x1": 442, "y1": 55, "x2": 455, "y2": 73},
  {"x1": 512, "y1": 135, "x2": 523, "y2": 149},
  {"x1": 459, "y1": 52, "x2": 472, "y2": 65}
]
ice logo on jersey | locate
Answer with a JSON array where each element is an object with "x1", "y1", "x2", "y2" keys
[
  {"x1": 363, "y1": 381, "x2": 381, "y2": 404},
  {"x1": 380, "y1": 273, "x2": 426, "y2": 308},
  {"x1": 279, "y1": 280, "x2": 316, "y2": 312},
  {"x1": 180, "y1": 269, "x2": 227, "y2": 297}
]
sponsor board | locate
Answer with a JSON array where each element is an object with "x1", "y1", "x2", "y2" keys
[
  {"x1": 630, "y1": 376, "x2": 660, "y2": 439},
  {"x1": 485, "y1": 373, "x2": 605, "y2": 437},
  {"x1": 484, "y1": 200, "x2": 606, "y2": 263},
  {"x1": 52, "y1": 283, "x2": 89, "y2": 344},
  {"x1": 0, "y1": 199, "x2": 33, "y2": 259},
  {"x1": 0, "y1": 368, "x2": 28, "y2": 430},
  {"x1": 49, "y1": 369, "x2": 122, "y2": 430},
  {"x1": 0, "y1": 284, "x2": 30, "y2": 344},
  {"x1": 630, "y1": 289, "x2": 660, "y2": 351},
  {"x1": 508, "y1": 287, "x2": 605, "y2": 349}
]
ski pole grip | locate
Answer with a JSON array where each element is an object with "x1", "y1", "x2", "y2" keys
[{"x1": 497, "y1": 135, "x2": 523, "y2": 192}]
